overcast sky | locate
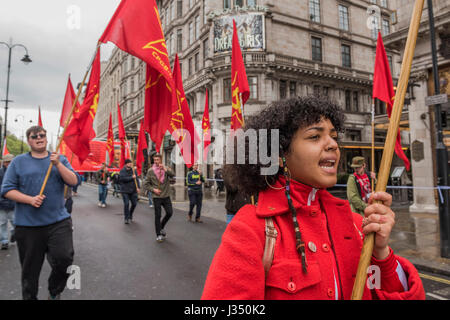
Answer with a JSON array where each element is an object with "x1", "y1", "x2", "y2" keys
[{"x1": 0, "y1": 0, "x2": 121, "y2": 147}]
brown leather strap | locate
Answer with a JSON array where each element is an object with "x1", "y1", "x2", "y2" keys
[{"x1": 263, "y1": 217, "x2": 278, "y2": 279}]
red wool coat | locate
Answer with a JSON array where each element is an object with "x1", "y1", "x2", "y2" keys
[{"x1": 202, "y1": 177, "x2": 425, "y2": 300}]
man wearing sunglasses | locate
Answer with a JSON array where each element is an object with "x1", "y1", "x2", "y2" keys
[{"x1": 1, "y1": 125, "x2": 80, "y2": 300}]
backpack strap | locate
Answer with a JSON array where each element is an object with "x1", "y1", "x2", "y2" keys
[{"x1": 263, "y1": 217, "x2": 278, "y2": 279}]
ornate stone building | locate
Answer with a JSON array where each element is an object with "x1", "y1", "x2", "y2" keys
[
  {"x1": 384, "y1": 0, "x2": 450, "y2": 213},
  {"x1": 96, "y1": 0, "x2": 401, "y2": 183}
]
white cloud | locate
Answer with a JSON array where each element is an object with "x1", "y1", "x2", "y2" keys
[{"x1": 0, "y1": 0, "x2": 120, "y2": 146}]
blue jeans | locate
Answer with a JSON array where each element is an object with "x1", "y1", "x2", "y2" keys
[
  {"x1": 98, "y1": 184, "x2": 108, "y2": 204},
  {"x1": 0, "y1": 209, "x2": 14, "y2": 244},
  {"x1": 226, "y1": 214, "x2": 235, "y2": 225},
  {"x1": 122, "y1": 192, "x2": 138, "y2": 220},
  {"x1": 148, "y1": 191, "x2": 153, "y2": 206}
]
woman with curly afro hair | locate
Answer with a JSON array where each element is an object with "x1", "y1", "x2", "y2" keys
[{"x1": 202, "y1": 96, "x2": 424, "y2": 300}]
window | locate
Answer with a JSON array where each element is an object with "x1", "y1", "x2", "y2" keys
[
  {"x1": 382, "y1": 19, "x2": 390, "y2": 36},
  {"x1": 346, "y1": 129, "x2": 361, "y2": 141},
  {"x1": 380, "y1": 0, "x2": 388, "y2": 7},
  {"x1": 189, "y1": 22, "x2": 194, "y2": 45},
  {"x1": 177, "y1": 29, "x2": 183, "y2": 52},
  {"x1": 130, "y1": 77, "x2": 135, "y2": 93},
  {"x1": 235, "y1": 0, "x2": 243, "y2": 7},
  {"x1": 249, "y1": 76, "x2": 258, "y2": 100},
  {"x1": 341, "y1": 44, "x2": 351, "y2": 68},
  {"x1": 170, "y1": 33, "x2": 175, "y2": 55},
  {"x1": 338, "y1": 5, "x2": 349, "y2": 31},
  {"x1": 177, "y1": 0, "x2": 182, "y2": 18},
  {"x1": 369, "y1": 0, "x2": 377, "y2": 4},
  {"x1": 352, "y1": 91, "x2": 359, "y2": 112},
  {"x1": 194, "y1": 52, "x2": 199, "y2": 72},
  {"x1": 188, "y1": 57, "x2": 193, "y2": 75},
  {"x1": 289, "y1": 82, "x2": 296, "y2": 97},
  {"x1": 223, "y1": 0, "x2": 231, "y2": 9},
  {"x1": 313, "y1": 85, "x2": 321, "y2": 96},
  {"x1": 203, "y1": 38, "x2": 209, "y2": 60},
  {"x1": 345, "y1": 90, "x2": 351, "y2": 111},
  {"x1": 170, "y1": 1, "x2": 175, "y2": 21},
  {"x1": 311, "y1": 37, "x2": 322, "y2": 62},
  {"x1": 248, "y1": 0, "x2": 256, "y2": 6},
  {"x1": 309, "y1": 0, "x2": 321, "y2": 23},
  {"x1": 280, "y1": 80, "x2": 287, "y2": 100},
  {"x1": 371, "y1": 16, "x2": 379, "y2": 39},
  {"x1": 195, "y1": 15, "x2": 200, "y2": 40},
  {"x1": 224, "y1": 78, "x2": 231, "y2": 102}
]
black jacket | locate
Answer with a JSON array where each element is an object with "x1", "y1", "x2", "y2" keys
[
  {"x1": 119, "y1": 166, "x2": 140, "y2": 194},
  {"x1": 0, "y1": 166, "x2": 15, "y2": 210},
  {"x1": 224, "y1": 174, "x2": 251, "y2": 215}
]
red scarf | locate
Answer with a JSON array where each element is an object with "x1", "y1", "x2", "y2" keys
[
  {"x1": 354, "y1": 172, "x2": 371, "y2": 203},
  {"x1": 152, "y1": 164, "x2": 165, "y2": 183}
]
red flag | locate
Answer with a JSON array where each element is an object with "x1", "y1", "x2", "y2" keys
[
  {"x1": 144, "y1": 64, "x2": 174, "y2": 152},
  {"x1": 230, "y1": 19, "x2": 250, "y2": 131},
  {"x1": 373, "y1": 32, "x2": 410, "y2": 171},
  {"x1": 60, "y1": 75, "x2": 80, "y2": 128},
  {"x1": 99, "y1": 0, "x2": 176, "y2": 152},
  {"x1": 169, "y1": 54, "x2": 200, "y2": 167},
  {"x1": 64, "y1": 48, "x2": 100, "y2": 163},
  {"x1": 2, "y1": 138, "x2": 9, "y2": 156},
  {"x1": 106, "y1": 112, "x2": 115, "y2": 166},
  {"x1": 38, "y1": 106, "x2": 43, "y2": 127},
  {"x1": 117, "y1": 103, "x2": 127, "y2": 169},
  {"x1": 202, "y1": 89, "x2": 211, "y2": 162},
  {"x1": 136, "y1": 120, "x2": 148, "y2": 175}
]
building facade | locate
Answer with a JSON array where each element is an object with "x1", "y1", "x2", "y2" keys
[
  {"x1": 96, "y1": 0, "x2": 403, "y2": 185},
  {"x1": 384, "y1": 0, "x2": 450, "y2": 213}
]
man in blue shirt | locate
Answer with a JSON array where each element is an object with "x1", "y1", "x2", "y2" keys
[{"x1": 1, "y1": 126, "x2": 80, "y2": 300}]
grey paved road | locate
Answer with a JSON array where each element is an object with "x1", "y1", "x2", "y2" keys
[{"x1": 0, "y1": 184, "x2": 225, "y2": 300}]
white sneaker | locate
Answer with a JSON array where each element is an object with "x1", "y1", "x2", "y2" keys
[
  {"x1": 98, "y1": 202, "x2": 102, "y2": 207},
  {"x1": 101, "y1": 203, "x2": 106, "y2": 208},
  {"x1": 156, "y1": 235, "x2": 164, "y2": 243}
]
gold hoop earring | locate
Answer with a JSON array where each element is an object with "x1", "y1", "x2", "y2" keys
[{"x1": 265, "y1": 175, "x2": 285, "y2": 190}]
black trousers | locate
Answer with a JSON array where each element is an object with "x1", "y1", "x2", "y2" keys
[
  {"x1": 188, "y1": 191, "x2": 203, "y2": 219},
  {"x1": 14, "y1": 218, "x2": 74, "y2": 300},
  {"x1": 122, "y1": 192, "x2": 138, "y2": 220},
  {"x1": 153, "y1": 197, "x2": 173, "y2": 236}
]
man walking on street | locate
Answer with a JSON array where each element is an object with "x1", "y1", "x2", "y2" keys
[
  {"x1": 1, "y1": 126, "x2": 80, "y2": 300},
  {"x1": 0, "y1": 154, "x2": 15, "y2": 250},
  {"x1": 186, "y1": 163, "x2": 205, "y2": 223},
  {"x1": 96, "y1": 162, "x2": 109, "y2": 207},
  {"x1": 119, "y1": 159, "x2": 140, "y2": 224},
  {"x1": 347, "y1": 156, "x2": 377, "y2": 216},
  {"x1": 144, "y1": 153, "x2": 174, "y2": 243}
]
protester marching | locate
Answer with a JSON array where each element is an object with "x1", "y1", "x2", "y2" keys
[{"x1": 4, "y1": 0, "x2": 450, "y2": 305}]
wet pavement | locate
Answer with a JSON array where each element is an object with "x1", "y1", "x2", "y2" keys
[{"x1": 167, "y1": 184, "x2": 450, "y2": 276}]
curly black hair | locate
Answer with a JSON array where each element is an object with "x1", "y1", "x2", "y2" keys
[{"x1": 225, "y1": 95, "x2": 345, "y2": 196}]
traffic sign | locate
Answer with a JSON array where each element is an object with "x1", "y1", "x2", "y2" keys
[{"x1": 425, "y1": 94, "x2": 448, "y2": 106}]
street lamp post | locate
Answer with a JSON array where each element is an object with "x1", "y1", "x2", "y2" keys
[{"x1": 0, "y1": 38, "x2": 32, "y2": 153}]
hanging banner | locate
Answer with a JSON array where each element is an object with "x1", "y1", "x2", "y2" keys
[
  {"x1": 213, "y1": 13, "x2": 265, "y2": 53},
  {"x1": 60, "y1": 140, "x2": 130, "y2": 172}
]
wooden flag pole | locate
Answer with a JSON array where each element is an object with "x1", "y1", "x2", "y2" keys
[
  {"x1": 351, "y1": 0, "x2": 425, "y2": 300},
  {"x1": 371, "y1": 99, "x2": 375, "y2": 191},
  {"x1": 39, "y1": 43, "x2": 101, "y2": 196}
]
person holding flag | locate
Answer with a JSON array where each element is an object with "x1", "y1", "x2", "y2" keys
[
  {"x1": 144, "y1": 153, "x2": 175, "y2": 242},
  {"x1": 1, "y1": 125, "x2": 80, "y2": 300},
  {"x1": 119, "y1": 159, "x2": 140, "y2": 224}
]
